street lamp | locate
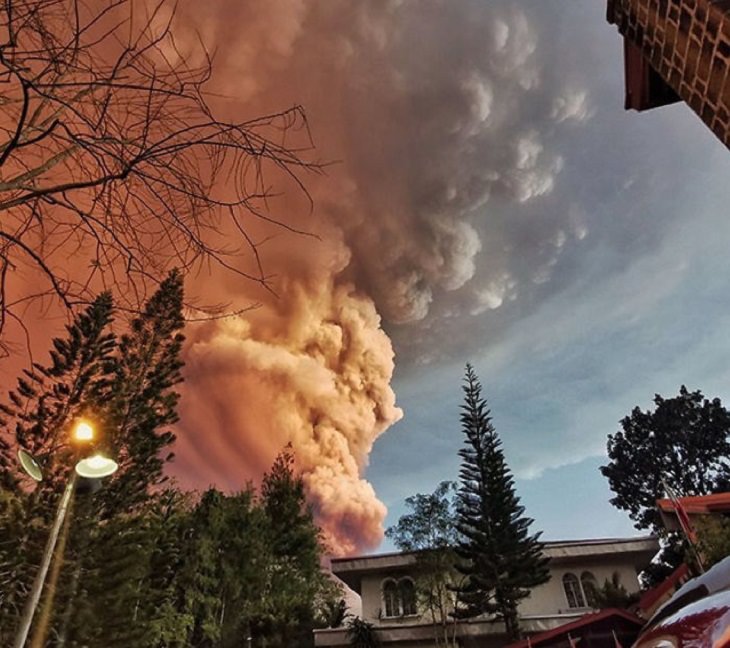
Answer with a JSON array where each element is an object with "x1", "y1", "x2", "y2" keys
[{"x1": 13, "y1": 417, "x2": 118, "y2": 648}]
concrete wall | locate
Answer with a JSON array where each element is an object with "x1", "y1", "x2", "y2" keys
[{"x1": 609, "y1": 0, "x2": 730, "y2": 147}]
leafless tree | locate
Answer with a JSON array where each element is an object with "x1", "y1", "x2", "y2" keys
[{"x1": 0, "y1": 0, "x2": 320, "y2": 356}]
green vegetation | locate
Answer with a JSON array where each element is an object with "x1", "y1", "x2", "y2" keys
[
  {"x1": 0, "y1": 277, "x2": 338, "y2": 647},
  {"x1": 345, "y1": 616, "x2": 380, "y2": 648},
  {"x1": 601, "y1": 386, "x2": 730, "y2": 583},
  {"x1": 386, "y1": 481, "x2": 461, "y2": 647},
  {"x1": 592, "y1": 573, "x2": 639, "y2": 610},
  {"x1": 601, "y1": 386, "x2": 730, "y2": 532},
  {"x1": 453, "y1": 364, "x2": 549, "y2": 641},
  {"x1": 694, "y1": 516, "x2": 730, "y2": 569}
]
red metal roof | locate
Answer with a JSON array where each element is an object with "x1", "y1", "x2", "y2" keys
[
  {"x1": 637, "y1": 564, "x2": 690, "y2": 614},
  {"x1": 656, "y1": 492, "x2": 730, "y2": 515},
  {"x1": 504, "y1": 608, "x2": 644, "y2": 648}
]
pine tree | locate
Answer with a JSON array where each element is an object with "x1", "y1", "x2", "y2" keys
[
  {"x1": 59, "y1": 273, "x2": 188, "y2": 646},
  {"x1": 0, "y1": 293, "x2": 116, "y2": 644},
  {"x1": 134, "y1": 489, "x2": 194, "y2": 648},
  {"x1": 99, "y1": 270, "x2": 186, "y2": 515},
  {"x1": 0, "y1": 292, "x2": 116, "y2": 491},
  {"x1": 454, "y1": 364, "x2": 549, "y2": 641},
  {"x1": 257, "y1": 447, "x2": 330, "y2": 647},
  {"x1": 0, "y1": 275, "x2": 187, "y2": 647}
]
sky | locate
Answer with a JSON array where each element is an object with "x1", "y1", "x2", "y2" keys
[{"x1": 3, "y1": 0, "x2": 730, "y2": 556}]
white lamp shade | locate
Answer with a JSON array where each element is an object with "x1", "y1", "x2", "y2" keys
[
  {"x1": 18, "y1": 449, "x2": 43, "y2": 481},
  {"x1": 75, "y1": 455, "x2": 118, "y2": 479}
]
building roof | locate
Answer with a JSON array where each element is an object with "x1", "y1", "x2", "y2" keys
[
  {"x1": 656, "y1": 492, "x2": 730, "y2": 515},
  {"x1": 504, "y1": 608, "x2": 644, "y2": 648},
  {"x1": 331, "y1": 537, "x2": 659, "y2": 594}
]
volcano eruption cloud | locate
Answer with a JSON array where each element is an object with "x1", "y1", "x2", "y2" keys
[{"x1": 167, "y1": 0, "x2": 591, "y2": 554}]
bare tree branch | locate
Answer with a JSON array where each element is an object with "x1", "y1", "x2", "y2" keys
[{"x1": 0, "y1": 0, "x2": 321, "y2": 350}]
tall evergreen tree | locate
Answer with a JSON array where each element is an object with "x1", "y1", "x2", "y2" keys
[
  {"x1": 0, "y1": 278, "x2": 339, "y2": 648},
  {"x1": 0, "y1": 275, "x2": 187, "y2": 647},
  {"x1": 0, "y1": 293, "x2": 116, "y2": 644},
  {"x1": 58, "y1": 273, "x2": 188, "y2": 646},
  {"x1": 98, "y1": 270, "x2": 186, "y2": 516},
  {"x1": 0, "y1": 292, "x2": 116, "y2": 491},
  {"x1": 453, "y1": 364, "x2": 549, "y2": 641},
  {"x1": 257, "y1": 447, "x2": 331, "y2": 647}
]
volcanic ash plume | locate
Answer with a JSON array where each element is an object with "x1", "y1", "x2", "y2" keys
[{"x1": 179, "y1": 267, "x2": 402, "y2": 553}]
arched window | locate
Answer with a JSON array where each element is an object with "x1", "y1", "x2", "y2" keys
[
  {"x1": 399, "y1": 578, "x2": 417, "y2": 616},
  {"x1": 563, "y1": 573, "x2": 586, "y2": 608},
  {"x1": 383, "y1": 579, "x2": 399, "y2": 617},
  {"x1": 382, "y1": 577, "x2": 418, "y2": 617},
  {"x1": 581, "y1": 572, "x2": 599, "y2": 608}
]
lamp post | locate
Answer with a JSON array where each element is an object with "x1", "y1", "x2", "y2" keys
[{"x1": 13, "y1": 419, "x2": 118, "y2": 648}]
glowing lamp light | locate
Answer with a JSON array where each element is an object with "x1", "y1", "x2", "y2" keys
[
  {"x1": 72, "y1": 420, "x2": 95, "y2": 442},
  {"x1": 75, "y1": 454, "x2": 118, "y2": 479}
]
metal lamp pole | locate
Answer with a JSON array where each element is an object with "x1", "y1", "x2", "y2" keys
[
  {"x1": 13, "y1": 473, "x2": 77, "y2": 648},
  {"x1": 12, "y1": 418, "x2": 117, "y2": 648}
]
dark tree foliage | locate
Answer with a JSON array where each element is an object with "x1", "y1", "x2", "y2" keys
[
  {"x1": 0, "y1": 284, "x2": 335, "y2": 648},
  {"x1": 592, "y1": 572, "x2": 640, "y2": 610},
  {"x1": 98, "y1": 270, "x2": 185, "y2": 516},
  {"x1": 181, "y1": 487, "x2": 271, "y2": 648},
  {"x1": 345, "y1": 616, "x2": 380, "y2": 648},
  {"x1": 0, "y1": 293, "x2": 116, "y2": 643},
  {"x1": 600, "y1": 386, "x2": 730, "y2": 532},
  {"x1": 640, "y1": 533, "x2": 690, "y2": 588},
  {"x1": 262, "y1": 445, "x2": 321, "y2": 568},
  {"x1": 0, "y1": 292, "x2": 116, "y2": 492},
  {"x1": 14, "y1": 275, "x2": 187, "y2": 647},
  {"x1": 454, "y1": 364, "x2": 550, "y2": 641},
  {"x1": 257, "y1": 446, "x2": 330, "y2": 647}
]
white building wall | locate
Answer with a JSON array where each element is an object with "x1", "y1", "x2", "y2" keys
[
  {"x1": 360, "y1": 557, "x2": 642, "y2": 622},
  {"x1": 519, "y1": 558, "x2": 641, "y2": 616}
]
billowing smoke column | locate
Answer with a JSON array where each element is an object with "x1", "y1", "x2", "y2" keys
[
  {"x1": 169, "y1": 0, "x2": 589, "y2": 553},
  {"x1": 176, "y1": 237, "x2": 401, "y2": 553}
]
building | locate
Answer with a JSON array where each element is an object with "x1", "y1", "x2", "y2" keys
[
  {"x1": 607, "y1": 0, "x2": 730, "y2": 147},
  {"x1": 314, "y1": 536, "x2": 658, "y2": 648}
]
